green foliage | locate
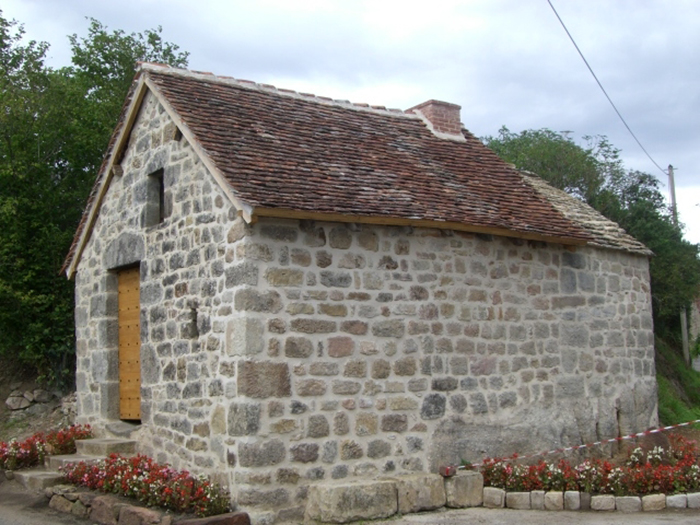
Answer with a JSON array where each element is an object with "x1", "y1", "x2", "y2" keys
[
  {"x1": 484, "y1": 127, "x2": 700, "y2": 334},
  {"x1": 68, "y1": 19, "x2": 188, "y2": 151},
  {"x1": 655, "y1": 337, "x2": 700, "y2": 425},
  {"x1": 0, "y1": 10, "x2": 188, "y2": 386},
  {"x1": 598, "y1": 170, "x2": 700, "y2": 331},
  {"x1": 483, "y1": 126, "x2": 619, "y2": 203}
]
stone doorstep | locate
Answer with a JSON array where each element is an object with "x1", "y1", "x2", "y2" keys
[
  {"x1": 105, "y1": 421, "x2": 142, "y2": 439},
  {"x1": 76, "y1": 438, "x2": 138, "y2": 457},
  {"x1": 14, "y1": 468, "x2": 64, "y2": 490}
]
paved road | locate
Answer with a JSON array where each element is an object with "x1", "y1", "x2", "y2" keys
[
  {"x1": 0, "y1": 479, "x2": 83, "y2": 525},
  {"x1": 2, "y1": 477, "x2": 699, "y2": 525},
  {"x1": 373, "y1": 506, "x2": 700, "y2": 525}
]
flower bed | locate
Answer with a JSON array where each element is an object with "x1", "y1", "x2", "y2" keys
[
  {"x1": 62, "y1": 453, "x2": 231, "y2": 517},
  {"x1": 474, "y1": 434, "x2": 700, "y2": 496},
  {"x1": 0, "y1": 424, "x2": 92, "y2": 470}
]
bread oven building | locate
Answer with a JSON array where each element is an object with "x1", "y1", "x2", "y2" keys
[{"x1": 64, "y1": 64, "x2": 657, "y2": 519}]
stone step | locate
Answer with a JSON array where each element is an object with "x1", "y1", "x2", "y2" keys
[
  {"x1": 47, "y1": 453, "x2": 103, "y2": 470},
  {"x1": 106, "y1": 421, "x2": 141, "y2": 439},
  {"x1": 76, "y1": 438, "x2": 137, "y2": 457},
  {"x1": 15, "y1": 468, "x2": 65, "y2": 490}
]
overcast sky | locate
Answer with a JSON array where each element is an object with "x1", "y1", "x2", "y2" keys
[{"x1": 4, "y1": 0, "x2": 699, "y2": 243}]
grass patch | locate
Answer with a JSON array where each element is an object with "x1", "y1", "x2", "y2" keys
[{"x1": 656, "y1": 336, "x2": 700, "y2": 425}]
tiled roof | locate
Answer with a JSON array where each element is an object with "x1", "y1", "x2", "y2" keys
[
  {"x1": 63, "y1": 65, "x2": 650, "y2": 275},
  {"x1": 521, "y1": 172, "x2": 652, "y2": 256},
  {"x1": 148, "y1": 68, "x2": 591, "y2": 238}
]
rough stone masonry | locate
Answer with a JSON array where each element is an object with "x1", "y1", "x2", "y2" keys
[{"x1": 73, "y1": 90, "x2": 657, "y2": 520}]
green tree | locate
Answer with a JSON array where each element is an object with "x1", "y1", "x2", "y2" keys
[
  {"x1": 0, "y1": 11, "x2": 188, "y2": 385},
  {"x1": 600, "y1": 170, "x2": 700, "y2": 328},
  {"x1": 484, "y1": 127, "x2": 700, "y2": 336},
  {"x1": 483, "y1": 127, "x2": 616, "y2": 203}
]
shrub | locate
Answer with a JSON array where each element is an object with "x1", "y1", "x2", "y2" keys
[
  {"x1": 45, "y1": 424, "x2": 93, "y2": 455},
  {"x1": 62, "y1": 454, "x2": 231, "y2": 517},
  {"x1": 476, "y1": 434, "x2": 700, "y2": 497},
  {"x1": 0, "y1": 424, "x2": 92, "y2": 470}
]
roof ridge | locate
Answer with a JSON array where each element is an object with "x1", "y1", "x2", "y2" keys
[{"x1": 137, "y1": 62, "x2": 413, "y2": 118}]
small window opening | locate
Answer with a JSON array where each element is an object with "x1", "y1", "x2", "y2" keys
[
  {"x1": 157, "y1": 171, "x2": 165, "y2": 223},
  {"x1": 144, "y1": 168, "x2": 167, "y2": 227}
]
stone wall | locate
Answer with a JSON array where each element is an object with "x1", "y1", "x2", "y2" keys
[
  {"x1": 73, "y1": 90, "x2": 658, "y2": 522},
  {"x1": 74, "y1": 90, "x2": 237, "y2": 478},
  {"x1": 222, "y1": 219, "x2": 656, "y2": 513}
]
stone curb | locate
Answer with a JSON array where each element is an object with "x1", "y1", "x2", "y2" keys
[
  {"x1": 494, "y1": 488, "x2": 698, "y2": 512},
  {"x1": 43, "y1": 485, "x2": 250, "y2": 525}
]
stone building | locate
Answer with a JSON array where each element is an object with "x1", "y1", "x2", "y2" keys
[{"x1": 63, "y1": 63, "x2": 657, "y2": 520}]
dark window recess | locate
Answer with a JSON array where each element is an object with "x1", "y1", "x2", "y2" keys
[
  {"x1": 157, "y1": 171, "x2": 165, "y2": 223},
  {"x1": 144, "y1": 168, "x2": 169, "y2": 227}
]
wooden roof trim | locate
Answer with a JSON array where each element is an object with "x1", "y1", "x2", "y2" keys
[
  {"x1": 252, "y1": 207, "x2": 588, "y2": 247},
  {"x1": 143, "y1": 76, "x2": 254, "y2": 223},
  {"x1": 66, "y1": 76, "x2": 149, "y2": 279}
]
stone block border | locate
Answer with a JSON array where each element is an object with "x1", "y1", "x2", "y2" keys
[
  {"x1": 44, "y1": 485, "x2": 250, "y2": 525},
  {"x1": 306, "y1": 471, "x2": 700, "y2": 524},
  {"x1": 488, "y1": 486, "x2": 700, "y2": 513},
  {"x1": 41, "y1": 475, "x2": 700, "y2": 524}
]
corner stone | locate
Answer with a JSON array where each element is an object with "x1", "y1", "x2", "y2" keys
[{"x1": 305, "y1": 480, "x2": 398, "y2": 523}]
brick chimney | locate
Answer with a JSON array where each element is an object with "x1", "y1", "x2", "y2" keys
[{"x1": 407, "y1": 99, "x2": 463, "y2": 138}]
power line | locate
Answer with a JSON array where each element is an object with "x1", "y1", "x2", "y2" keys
[{"x1": 547, "y1": 0, "x2": 668, "y2": 176}]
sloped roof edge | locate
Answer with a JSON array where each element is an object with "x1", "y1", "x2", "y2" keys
[
  {"x1": 520, "y1": 172, "x2": 653, "y2": 257},
  {"x1": 63, "y1": 68, "x2": 259, "y2": 279},
  {"x1": 64, "y1": 75, "x2": 149, "y2": 279}
]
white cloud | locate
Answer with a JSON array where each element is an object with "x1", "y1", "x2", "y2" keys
[{"x1": 2, "y1": 0, "x2": 698, "y2": 220}]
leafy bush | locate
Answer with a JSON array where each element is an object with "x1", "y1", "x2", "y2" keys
[
  {"x1": 45, "y1": 424, "x2": 93, "y2": 455},
  {"x1": 476, "y1": 434, "x2": 700, "y2": 496},
  {"x1": 0, "y1": 423, "x2": 92, "y2": 470},
  {"x1": 0, "y1": 434, "x2": 46, "y2": 470},
  {"x1": 62, "y1": 454, "x2": 231, "y2": 517}
]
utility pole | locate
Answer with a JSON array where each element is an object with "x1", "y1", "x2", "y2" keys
[{"x1": 668, "y1": 164, "x2": 691, "y2": 366}]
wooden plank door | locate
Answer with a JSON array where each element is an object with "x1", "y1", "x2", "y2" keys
[{"x1": 118, "y1": 266, "x2": 141, "y2": 420}]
